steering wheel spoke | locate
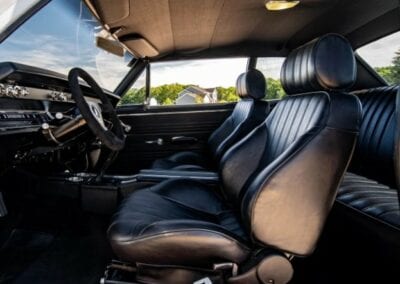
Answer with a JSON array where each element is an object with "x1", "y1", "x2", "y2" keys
[{"x1": 68, "y1": 68, "x2": 126, "y2": 151}]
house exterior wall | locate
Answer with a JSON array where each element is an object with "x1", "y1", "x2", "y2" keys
[{"x1": 175, "y1": 93, "x2": 197, "y2": 105}]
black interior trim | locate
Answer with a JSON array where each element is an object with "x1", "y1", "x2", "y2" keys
[
  {"x1": 0, "y1": 0, "x2": 51, "y2": 43},
  {"x1": 114, "y1": 59, "x2": 146, "y2": 96},
  {"x1": 350, "y1": 54, "x2": 388, "y2": 91}
]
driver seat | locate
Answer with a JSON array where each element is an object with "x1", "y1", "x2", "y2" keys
[{"x1": 108, "y1": 34, "x2": 362, "y2": 283}]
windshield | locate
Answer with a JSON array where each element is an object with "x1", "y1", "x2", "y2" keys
[{"x1": 0, "y1": 0, "x2": 133, "y2": 91}]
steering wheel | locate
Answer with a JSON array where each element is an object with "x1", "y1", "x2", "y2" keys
[{"x1": 68, "y1": 68, "x2": 125, "y2": 151}]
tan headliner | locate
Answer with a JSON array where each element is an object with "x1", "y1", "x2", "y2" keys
[{"x1": 86, "y1": 0, "x2": 400, "y2": 60}]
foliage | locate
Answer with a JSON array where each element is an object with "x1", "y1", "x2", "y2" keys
[
  {"x1": 119, "y1": 83, "x2": 188, "y2": 105},
  {"x1": 375, "y1": 66, "x2": 396, "y2": 84},
  {"x1": 216, "y1": 86, "x2": 238, "y2": 103},
  {"x1": 391, "y1": 49, "x2": 400, "y2": 83},
  {"x1": 119, "y1": 78, "x2": 286, "y2": 105},
  {"x1": 374, "y1": 48, "x2": 400, "y2": 85},
  {"x1": 151, "y1": 83, "x2": 188, "y2": 105},
  {"x1": 119, "y1": 87, "x2": 145, "y2": 105},
  {"x1": 266, "y1": 78, "x2": 285, "y2": 99}
]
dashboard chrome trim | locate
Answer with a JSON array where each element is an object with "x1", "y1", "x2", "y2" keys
[{"x1": 0, "y1": 84, "x2": 102, "y2": 105}]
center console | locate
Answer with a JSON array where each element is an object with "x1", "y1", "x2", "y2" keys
[{"x1": 41, "y1": 169, "x2": 219, "y2": 214}]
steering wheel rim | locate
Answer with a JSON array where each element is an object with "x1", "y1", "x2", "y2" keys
[{"x1": 68, "y1": 67, "x2": 125, "y2": 151}]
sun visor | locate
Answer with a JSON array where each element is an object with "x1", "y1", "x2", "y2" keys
[
  {"x1": 86, "y1": 0, "x2": 130, "y2": 24},
  {"x1": 120, "y1": 35, "x2": 159, "y2": 58}
]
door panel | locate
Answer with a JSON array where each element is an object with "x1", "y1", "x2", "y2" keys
[{"x1": 110, "y1": 103, "x2": 234, "y2": 174}]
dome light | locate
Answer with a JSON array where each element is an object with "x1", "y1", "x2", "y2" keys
[{"x1": 265, "y1": 0, "x2": 300, "y2": 11}]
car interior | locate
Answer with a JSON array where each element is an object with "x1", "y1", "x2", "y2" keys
[{"x1": 0, "y1": 0, "x2": 399, "y2": 283}]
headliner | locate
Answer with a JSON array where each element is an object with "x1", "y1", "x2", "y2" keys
[{"x1": 86, "y1": 0, "x2": 400, "y2": 60}]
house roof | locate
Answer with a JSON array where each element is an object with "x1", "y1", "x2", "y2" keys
[{"x1": 85, "y1": 0, "x2": 400, "y2": 60}]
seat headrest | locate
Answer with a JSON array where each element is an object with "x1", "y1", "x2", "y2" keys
[
  {"x1": 236, "y1": 69, "x2": 266, "y2": 100},
  {"x1": 281, "y1": 34, "x2": 356, "y2": 95}
]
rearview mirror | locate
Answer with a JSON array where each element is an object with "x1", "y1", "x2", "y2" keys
[{"x1": 96, "y1": 36, "x2": 124, "y2": 57}]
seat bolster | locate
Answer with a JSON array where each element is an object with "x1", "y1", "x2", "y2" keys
[
  {"x1": 213, "y1": 119, "x2": 256, "y2": 162},
  {"x1": 215, "y1": 105, "x2": 268, "y2": 162},
  {"x1": 110, "y1": 222, "x2": 250, "y2": 266}
]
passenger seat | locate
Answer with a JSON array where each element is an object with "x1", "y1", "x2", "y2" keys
[
  {"x1": 152, "y1": 69, "x2": 269, "y2": 170},
  {"x1": 336, "y1": 85, "x2": 400, "y2": 233}
]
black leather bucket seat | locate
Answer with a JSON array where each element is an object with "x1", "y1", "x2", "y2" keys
[
  {"x1": 152, "y1": 69, "x2": 269, "y2": 170},
  {"x1": 108, "y1": 34, "x2": 362, "y2": 284}
]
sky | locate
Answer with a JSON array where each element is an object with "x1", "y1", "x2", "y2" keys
[
  {"x1": 357, "y1": 31, "x2": 400, "y2": 67},
  {"x1": 130, "y1": 56, "x2": 285, "y2": 89},
  {"x1": 149, "y1": 58, "x2": 249, "y2": 88},
  {"x1": 0, "y1": 0, "x2": 131, "y2": 91},
  {"x1": 0, "y1": 0, "x2": 398, "y2": 91}
]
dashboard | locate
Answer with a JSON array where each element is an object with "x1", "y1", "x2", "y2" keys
[
  {"x1": 0, "y1": 62, "x2": 117, "y2": 134},
  {"x1": 0, "y1": 62, "x2": 118, "y2": 173}
]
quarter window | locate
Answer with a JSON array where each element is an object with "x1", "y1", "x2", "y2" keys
[
  {"x1": 357, "y1": 31, "x2": 400, "y2": 85},
  {"x1": 255, "y1": 57, "x2": 286, "y2": 100}
]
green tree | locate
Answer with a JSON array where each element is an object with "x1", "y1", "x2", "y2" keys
[
  {"x1": 119, "y1": 77, "x2": 286, "y2": 106},
  {"x1": 266, "y1": 78, "x2": 285, "y2": 99},
  {"x1": 119, "y1": 83, "x2": 188, "y2": 105},
  {"x1": 216, "y1": 86, "x2": 238, "y2": 103},
  {"x1": 375, "y1": 66, "x2": 396, "y2": 84},
  {"x1": 119, "y1": 87, "x2": 146, "y2": 105},
  {"x1": 374, "y1": 48, "x2": 400, "y2": 85},
  {"x1": 391, "y1": 49, "x2": 400, "y2": 84}
]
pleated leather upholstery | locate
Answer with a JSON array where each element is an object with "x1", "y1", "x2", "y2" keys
[
  {"x1": 337, "y1": 173, "x2": 399, "y2": 229},
  {"x1": 281, "y1": 34, "x2": 356, "y2": 95},
  {"x1": 349, "y1": 85, "x2": 399, "y2": 188},
  {"x1": 152, "y1": 70, "x2": 268, "y2": 170},
  {"x1": 263, "y1": 93, "x2": 330, "y2": 163},
  {"x1": 220, "y1": 91, "x2": 361, "y2": 256},
  {"x1": 208, "y1": 99, "x2": 268, "y2": 162},
  {"x1": 109, "y1": 34, "x2": 361, "y2": 268},
  {"x1": 336, "y1": 85, "x2": 400, "y2": 232},
  {"x1": 221, "y1": 92, "x2": 330, "y2": 202},
  {"x1": 236, "y1": 69, "x2": 266, "y2": 100},
  {"x1": 109, "y1": 179, "x2": 251, "y2": 267}
]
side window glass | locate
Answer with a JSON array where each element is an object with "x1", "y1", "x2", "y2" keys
[
  {"x1": 119, "y1": 70, "x2": 146, "y2": 105},
  {"x1": 357, "y1": 31, "x2": 400, "y2": 85},
  {"x1": 119, "y1": 58, "x2": 247, "y2": 106},
  {"x1": 149, "y1": 58, "x2": 247, "y2": 106},
  {"x1": 255, "y1": 57, "x2": 286, "y2": 99}
]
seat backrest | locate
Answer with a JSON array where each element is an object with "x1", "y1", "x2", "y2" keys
[
  {"x1": 220, "y1": 34, "x2": 362, "y2": 256},
  {"x1": 208, "y1": 69, "x2": 269, "y2": 162},
  {"x1": 349, "y1": 85, "x2": 400, "y2": 188}
]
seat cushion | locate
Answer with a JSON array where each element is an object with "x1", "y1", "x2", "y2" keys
[
  {"x1": 108, "y1": 179, "x2": 250, "y2": 267},
  {"x1": 337, "y1": 173, "x2": 400, "y2": 230}
]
